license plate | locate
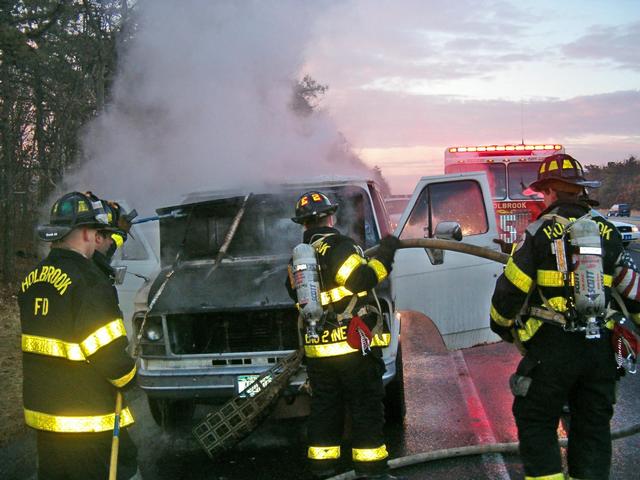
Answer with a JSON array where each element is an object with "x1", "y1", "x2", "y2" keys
[
  {"x1": 236, "y1": 374, "x2": 273, "y2": 397},
  {"x1": 623, "y1": 234, "x2": 632, "y2": 241},
  {"x1": 237, "y1": 374, "x2": 260, "y2": 397}
]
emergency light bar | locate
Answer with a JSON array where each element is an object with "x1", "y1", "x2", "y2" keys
[{"x1": 448, "y1": 144, "x2": 562, "y2": 153}]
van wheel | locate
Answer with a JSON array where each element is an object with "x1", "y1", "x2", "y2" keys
[
  {"x1": 384, "y1": 344, "x2": 406, "y2": 423},
  {"x1": 148, "y1": 398, "x2": 195, "y2": 431}
]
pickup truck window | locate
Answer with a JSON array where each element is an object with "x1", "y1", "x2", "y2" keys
[
  {"x1": 399, "y1": 180, "x2": 489, "y2": 239},
  {"x1": 446, "y1": 163, "x2": 506, "y2": 200}
]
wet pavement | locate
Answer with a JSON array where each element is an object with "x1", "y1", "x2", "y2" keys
[{"x1": 2, "y1": 248, "x2": 640, "y2": 479}]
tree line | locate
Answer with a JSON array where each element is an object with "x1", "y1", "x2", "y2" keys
[
  {"x1": 586, "y1": 156, "x2": 640, "y2": 210},
  {"x1": 1, "y1": 0, "x2": 130, "y2": 280}
]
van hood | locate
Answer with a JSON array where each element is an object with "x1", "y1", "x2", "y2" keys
[{"x1": 148, "y1": 258, "x2": 292, "y2": 315}]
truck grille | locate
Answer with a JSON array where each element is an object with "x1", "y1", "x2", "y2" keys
[
  {"x1": 166, "y1": 309, "x2": 299, "y2": 355},
  {"x1": 498, "y1": 211, "x2": 532, "y2": 243}
]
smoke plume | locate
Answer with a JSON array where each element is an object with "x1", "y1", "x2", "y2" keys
[{"x1": 70, "y1": 0, "x2": 369, "y2": 215}]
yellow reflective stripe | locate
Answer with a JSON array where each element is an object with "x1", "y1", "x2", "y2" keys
[
  {"x1": 537, "y1": 270, "x2": 612, "y2": 287},
  {"x1": 631, "y1": 312, "x2": 640, "y2": 326},
  {"x1": 111, "y1": 233, "x2": 124, "y2": 248},
  {"x1": 24, "y1": 407, "x2": 134, "y2": 433},
  {"x1": 537, "y1": 270, "x2": 564, "y2": 287},
  {"x1": 518, "y1": 318, "x2": 543, "y2": 343},
  {"x1": 562, "y1": 159, "x2": 573, "y2": 170},
  {"x1": 80, "y1": 319, "x2": 127, "y2": 357},
  {"x1": 308, "y1": 445, "x2": 341, "y2": 460},
  {"x1": 525, "y1": 474, "x2": 564, "y2": 480},
  {"x1": 539, "y1": 163, "x2": 546, "y2": 173},
  {"x1": 505, "y1": 258, "x2": 533, "y2": 293},
  {"x1": 547, "y1": 296, "x2": 568, "y2": 312},
  {"x1": 371, "y1": 333, "x2": 391, "y2": 347},
  {"x1": 22, "y1": 334, "x2": 86, "y2": 361},
  {"x1": 490, "y1": 304, "x2": 514, "y2": 327},
  {"x1": 352, "y1": 445, "x2": 389, "y2": 462},
  {"x1": 335, "y1": 254, "x2": 366, "y2": 285},
  {"x1": 305, "y1": 334, "x2": 391, "y2": 358},
  {"x1": 605, "y1": 319, "x2": 615, "y2": 330},
  {"x1": 320, "y1": 287, "x2": 367, "y2": 306},
  {"x1": 305, "y1": 341, "x2": 356, "y2": 357},
  {"x1": 548, "y1": 159, "x2": 559, "y2": 171},
  {"x1": 110, "y1": 365, "x2": 137, "y2": 388},
  {"x1": 368, "y1": 259, "x2": 388, "y2": 282}
]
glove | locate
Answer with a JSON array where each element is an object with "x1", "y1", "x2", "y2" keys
[
  {"x1": 379, "y1": 235, "x2": 401, "y2": 252},
  {"x1": 493, "y1": 238, "x2": 513, "y2": 255},
  {"x1": 490, "y1": 321, "x2": 514, "y2": 343},
  {"x1": 375, "y1": 235, "x2": 401, "y2": 269}
]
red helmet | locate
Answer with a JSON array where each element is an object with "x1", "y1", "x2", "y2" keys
[{"x1": 292, "y1": 191, "x2": 338, "y2": 224}]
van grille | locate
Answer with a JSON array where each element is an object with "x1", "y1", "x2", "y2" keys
[{"x1": 166, "y1": 309, "x2": 299, "y2": 355}]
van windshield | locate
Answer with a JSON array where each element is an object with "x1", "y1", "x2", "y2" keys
[{"x1": 158, "y1": 186, "x2": 379, "y2": 264}]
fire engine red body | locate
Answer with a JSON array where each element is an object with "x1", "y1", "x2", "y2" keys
[{"x1": 444, "y1": 144, "x2": 565, "y2": 243}]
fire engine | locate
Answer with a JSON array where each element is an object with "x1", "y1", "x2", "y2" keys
[{"x1": 444, "y1": 143, "x2": 565, "y2": 243}]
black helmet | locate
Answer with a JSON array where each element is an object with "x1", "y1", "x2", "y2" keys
[
  {"x1": 37, "y1": 191, "x2": 114, "y2": 242},
  {"x1": 525, "y1": 153, "x2": 601, "y2": 193},
  {"x1": 291, "y1": 191, "x2": 338, "y2": 224}
]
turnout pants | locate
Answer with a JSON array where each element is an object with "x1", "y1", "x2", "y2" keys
[
  {"x1": 306, "y1": 350, "x2": 388, "y2": 477},
  {"x1": 36, "y1": 428, "x2": 138, "y2": 480},
  {"x1": 513, "y1": 324, "x2": 617, "y2": 480}
]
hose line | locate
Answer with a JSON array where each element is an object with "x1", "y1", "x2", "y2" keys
[
  {"x1": 325, "y1": 423, "x2": 640, "y2": 480},
  {"x1": 364, "y1": 238, "x2": 509, "y2": 265}
]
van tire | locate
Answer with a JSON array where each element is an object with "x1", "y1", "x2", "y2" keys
[
  {"x1": 384, "y1": 344, "x2": 406, "y2": 423},
  {"x1": 148, "y1": 398, "x2": 196, "y2": 431}
]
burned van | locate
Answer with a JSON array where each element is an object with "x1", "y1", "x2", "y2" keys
[{"x1": 132, "y1": 178, "x2": 402, "y2": 428}]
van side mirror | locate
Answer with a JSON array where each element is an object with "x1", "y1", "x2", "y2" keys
[
  {"x1": 425, "y1": 221, "x2": 463, "y2": 265},
  {"x1": 113, "y1": 265, "x2": 127, "y2": 285}
]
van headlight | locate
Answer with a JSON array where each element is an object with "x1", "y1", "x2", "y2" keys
[
  {"x1": 135, "y1": 315, "x2": 164, "y2": 342},
  {"x1": 632, "y1": 226, "x2": 638, "y2": 233}
]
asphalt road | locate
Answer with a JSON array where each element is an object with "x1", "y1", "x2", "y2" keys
[{"x1": 3, "y1": 244, "x2": 640, "y2": 480}]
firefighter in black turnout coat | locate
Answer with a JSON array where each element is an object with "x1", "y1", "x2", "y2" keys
[
  {"x1": 287, "y1": 191, "x2": 403, "y2": 480},
  {"x1": 490, "y1": 155, "x2": 640, "y2": 480},
  {"x1": 18, "y1": 192, "x2": 138, "y2": 479}
]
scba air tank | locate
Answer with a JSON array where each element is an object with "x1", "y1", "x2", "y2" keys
[
  {"x1": 570, "y1": 216, "x2": 606, "y2": 338},
  {"x1": 292, "y1": 243, "x2": 323, "y2": 341}
]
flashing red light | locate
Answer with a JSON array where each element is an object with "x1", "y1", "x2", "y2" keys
[{"x1": 448, "y1": 144, "x2": 563, "y2": 153}]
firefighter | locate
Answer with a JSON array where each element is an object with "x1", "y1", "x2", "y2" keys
[
  {"x1": 286, "y1": 191, "x2": 404, "y2": 480},
  {"x1": 490, "y1": 154, "x2": 640, "y2": 480},
  {"x1": 19, "y1": 192, "x2": 139, "y2": 479}
]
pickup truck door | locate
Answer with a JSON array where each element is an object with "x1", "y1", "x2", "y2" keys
[{"x1": 391, "y1": 172, "x2": 503, "y2": 349}]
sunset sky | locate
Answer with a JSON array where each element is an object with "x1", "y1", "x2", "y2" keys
[{"x1": 306, "y1": 0, "x2": 640, "y2": 193}]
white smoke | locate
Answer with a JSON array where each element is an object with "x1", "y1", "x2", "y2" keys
[{"x1": 70, "y1": 0, "x2": 368, "y2": 215}]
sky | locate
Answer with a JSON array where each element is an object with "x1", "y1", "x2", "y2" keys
[
  {"x1": 305, "y1": 0, "x2": 640, "y2": 193},
  {"x1": 75, "y1": 0, "x2": 640, "y2": 208}
]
